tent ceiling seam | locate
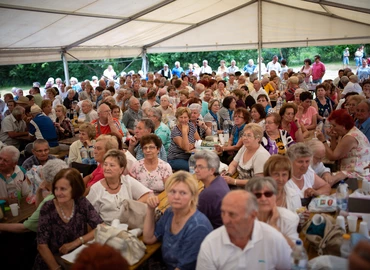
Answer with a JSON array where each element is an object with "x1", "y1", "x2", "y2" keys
[{"x1": 303, "y1": 0, "x2": 370, "y2": 14}]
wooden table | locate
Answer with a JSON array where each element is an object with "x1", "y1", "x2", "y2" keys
[
  {"x1": 0, "y1": 198, "x2": 36, "y2": 224},
  {"x1": 59, "y1": 135, "x2": 79, "y2": 145}
]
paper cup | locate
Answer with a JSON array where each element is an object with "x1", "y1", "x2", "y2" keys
[
  {"x1": 213, "y1": 136, "x2": 218, "y2": 143},
  {"x1": 362, "y1": 214, "x2": 370, "y2": 230},
  {"x1": 218, "y1": 134, "x2": 225, "y2": 145},
  {"x1": 9, "y1": 203, "x2": 19, "y2": 217},
  {"x1": 336, "y1": 216, "x2": 346, "y2": 231},
  {"x1": 312, "y1": 214, "x2": 325, "y2": 225},
  {"x1": 347, "y1": 216, "x2": 358, "y2": 233},
  {"x1": 359, "y1": 222, "x2": 369, "y2": 238}
]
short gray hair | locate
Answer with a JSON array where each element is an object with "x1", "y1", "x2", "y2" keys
[
  {"x1": 188, "y1": 103, "x2": 201, "y2": 112},
  {"x1": 160, "y1": 94, "x2": 170, "y2": 101},
  {"x1": 102, "y1": 90, "x2": 111, "y2": 96},
  {"x1": 194, "y1": 150, "x2": 220, "y2": 174},
  {"x1": 306, "y1": 140, "x2": 325, "y2": 154},
  {"x1": 245, "y1": 176, "x2": 277, "y2": 195},
  {"x1": 0, "y1": 146, "x2": 20, "y2": 163},
  {"x1": 340, "y1": 76, "x2": 349, "y2": 84},
  {"x1": 42, "y1": 159, "x2": 68, "y2": 183},
  {"x1": 140, "y1": 118, "x2": 155, "y2": 133},
  {"x1": 287, "y1": 142, "x2": 313, "y2": 161},
  {"x1": 12, "y1": 106, "x2": 25, "y2": 116},
  {"x1": 139, "y1": 87, "x2": 148, "y2": 97},
  {"x1": 33, "y1": 139, "x2": 49, "y2": 149},
  {"x1": 78, "y1": 91, "x2": 89, "y2": 101},
  {"x1": 147, "y1": 107, "x2": 162, "y2": 122},
  {"x1": 82, "y1": 99, "x2": 93, "y2": 107},
  {"x1": 67, "y1": 89, "x2": 76, "y2": 95}
]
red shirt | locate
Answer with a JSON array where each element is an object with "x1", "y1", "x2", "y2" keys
[
  {"x1": 88, "y1": 164, "x2": 104, "y2": 187},
  {"x1": 92, "y1": 118, "x2": 123, "y2": 138}
]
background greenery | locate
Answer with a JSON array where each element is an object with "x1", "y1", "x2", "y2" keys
[{"x1": 0, "y1": 44, "x2": 366, "y2": 88}]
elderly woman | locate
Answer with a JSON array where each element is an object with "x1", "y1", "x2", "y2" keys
[
  {"x1": 257, "y1": 94, "x2": 273, "y2": 114},
  {"x1": 176, "y1": 89, "x2": 190, "y2": 108},
  {"x1": 168, "y1": 107, "x2": 200, "y2": 171},
  {"x1": 203, "y1": 99, "x2": 223, "y2": 134},
  {"x1": 0, "y1": 159, "x2": 68, "y2": 233},
  {"x1": 41, "y1": 99, "x2": 56, "y2": 122},
  {"x1": 111, "y1": 104, "x2": 128, "y2": 137},
  {"x1": 346, "y1": 95, "x2": 365, "y2": 119},
  {"x1": 114, "y1": 89, "x2": 125, "y2": 108},
  {"x1": 317, "y1": 109, "x2": 370, "y2": 180},
  {"x1": 250, "y1": 103, "x2": 266, "y2": 129},
  {"x1": 314, "y1": 84, "x2": 335, "y2": 121},
  {"x1": 158, "y1": 94, "x2": 175, "y2": 124},
  {"x1": 215, "y1": 108, "x2": 250, "y2": 164},
  {"x1": 300, "y1": 58, "x2": 312, "y2": 84},
  {"x1": 84, "y1": 83, "x2": 96, "y2": 102},
  {"x1": 143, "y1": 171, "x2": 212, "y2": 270},
  {"x1": 45, "y1": 88, "x2": 61, "y2": 109},
  {"x1": 214, "y1": 80, "x2": 230, "y2": 102},
  {"x1": 296, "y1": 91, "x2": 317, "y2": 131},
  {"x1": 83, "y1": 135, "x2": 119, "y2": 188},
  {"x1": 355, "y1": 100, "x2": 370, "y2": 141},
  {"x1": 286, "y1": 143, "x2": 331, "y2": 204},
  {"x1": 279, "y1": 103, "x2": 306, "y2": 142},
  {"x1": 63, "y1": 89, "x2": 79, "y2": 110},
  {"x1": 87, "y1": 149, "x2": 151, "y2": 225},
  {"x1": 219, "y1": 96, "x2": 237, "y2": 124},
  {"x1": 55, "y1": 104, "x2": 74, "y2": 140},
  {"x1": 142, "y1": 90, "x2": 159, "y2": 116},
  {"x1": 223, "y1": 123, "x2": 270, "y2": 187},
  {"x1": 146, "y1": 107, "x2": 171, "y2": 151},
  {"x1": 36, "y1": 168, "x2": 103, "y2": 270},
  {"x1": 261, "y1": 113, "x2": 294, "y2": 155},
  {"x1": 68, "y1": 123, "x2": 96, "y2": 165},
  {"x1": 188, "y1": 103, "x2": 212, "y2": 140},
  {"x1": 245, "y1": 177, "x2": 299, "y2": 248},
  {"x1": 129, "y1": 134, "x2": 172, "y2": 195},
  {"x1": 232, "y1": 89, "x2": 246, "y2": 108}
]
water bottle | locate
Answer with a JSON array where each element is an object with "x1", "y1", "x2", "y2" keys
[
  {"x1": 64, "y1": 155, "x2": 69, "y2": 165},
  {"x1": 336, "y1": 181, "x2": 349, "y2": 214},
  {"x1": 223, "y1": 120, "x2": 230, "y2": 142},
  {"x1": 275, "y1": 96, "x2": 283, "y2": 112},
  {"x1": 323, "y1": 109, "x2": 329, "y2": 122},
  {"x1": 211, "y1": 120, "x2": 218, "y2": 137},
  {"x1": 188, "y1": 152, "x2": 195, "y2": 174},
  {"x1": 73, "y1": 110, "x2": 78, "y2": 123},
  {"x1": 80, "y1": 147, "x2": 89, "y2": 164},
  {"x1": 291, "y1": 240, "x2": 308, "y2": 270},
  {"x1": 340, "y1": 234, "x2": 351, "y2": 258}
]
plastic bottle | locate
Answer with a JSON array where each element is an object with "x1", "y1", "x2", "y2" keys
[
  {"x1": 211, "y1": 120, "x2": 218, "y2": 137},
  {"x1": 73, "y1": 110, "x2": 78, "y2": 123},
  {"x1": 340, "y1": 234, "x2": 351, "y2": 258},
  {"x1": 275, "y1": 96, "x2": 283, "y2": 112},
  {"x1": 188, "y1": 152, "x2": 195, "y2": 174},
  {"x1": 291, "y1": 240, "x2": 308, "y2": 270},
  {"x1": 80, "y1": 147, "x2": 88, "y2": 164},
  {"x1": 223, "y1": 120, "x2": 230, "y2": 142},
  {"x1": 336, "y1": 180, "x2": 349, "y2": 214},
  {"x1": 64, "y1": 155, "x2": 69, "y2": 165},
  {"x1": 323, "y1": 109, "x2": 329, "y2": 121}
]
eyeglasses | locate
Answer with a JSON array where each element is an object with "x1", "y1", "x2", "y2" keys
[
  {"x1": 194, "y1": 165, "x2": 209, "y2": 170},
  {"x1": 254, "y1": 191, "x2": 274, "y2": 199},
  {"x1": 234, "y1": 115, "x2": 244, "y2": 119},
  {"x1": 242, "y1": 134, "x2": 255, "y2": 138},
  {"x1": 143, "y1": 145, "x2": 157, "y2": 151},
  {"x1": 265, "y1": 121, "x2": 275, "y2": 125}
]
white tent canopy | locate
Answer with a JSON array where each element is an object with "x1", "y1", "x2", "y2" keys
[{"x1": 0, "y1": 0, "x2": 369, "y2": 65}]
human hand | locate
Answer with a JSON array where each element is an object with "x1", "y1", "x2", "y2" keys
[
  {"x1": 59, "y1": 242, "x2": 76, "y2": 255},
  {"x1": 107, "y1": 112, "x2": 114, "y2": 125},
  {"x1": 54, "y1": 122, "x2": 60, "y2": 128},
  {"x1": 349, "y1": 241, "x2": 370, "y2": 270},
  {"x1": 223, "y1": 176, "x2": 235, "y2": 185},
  {"x1": 316, "y1": 130, "x2": 325, "y2": 142},
  {"x1": 304, "y1": 188, "x2": 317, "y2": 198},
  {"x1": 181, "y1": 123, "x2": 189, "y2": 134},
  {"x1": 147, "y1": 196, "x2": 160, "y2": 210},
  {"x1": 130, "y1": 136, "x2": 139, "y2": 146},
  {"x1": 214, "y1": 145, "x2": 223, "y2": 152}
]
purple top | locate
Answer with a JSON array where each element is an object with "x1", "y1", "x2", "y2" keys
[{"x1": 34, "y1": 197, "x2": 103, "y2": 269}]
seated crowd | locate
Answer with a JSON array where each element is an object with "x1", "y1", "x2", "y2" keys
[{"x1": 0, "y1": 56, "x2": 370, "y2": 269}]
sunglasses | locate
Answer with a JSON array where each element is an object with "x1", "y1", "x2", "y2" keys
[{"x1": 254, "y1": 191, "x2": 274, "y2": 199}]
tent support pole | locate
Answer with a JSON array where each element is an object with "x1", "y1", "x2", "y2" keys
[
  {"x1": 61, "y1": 51, "x2": 70, "y2": 86},
  {"x1": 257, "y1": 0, "x2": 262, "y2": 79},
  {"x1": 141, "y1": 49, "x2": 148, "y2": 78}
]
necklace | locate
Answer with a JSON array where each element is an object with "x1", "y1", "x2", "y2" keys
[
  {"x1": 292, "y1": 174, "x2": 304, "y2": 181},
  {"x1": 106, "y1": 179, "x2": 121, "y2": 190},
  {"x1": 59, "y1": 201, "x2": 75, "y2": 221}
]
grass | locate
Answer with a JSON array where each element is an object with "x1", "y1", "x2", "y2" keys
[{"x1": 0, "y1": 85, "x2": 31, "y2": 97}]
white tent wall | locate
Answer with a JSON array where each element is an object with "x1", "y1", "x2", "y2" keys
[{"x1": 0, "y1": 0, "x2": 369, "y2": 65}]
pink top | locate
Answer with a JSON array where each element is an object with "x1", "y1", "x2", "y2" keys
[
  {"x1": 312, "y1": 62, "x2": 326, "y2": 81},
  {"x1": 88, "y1": 164, "x2": 104, "y2": 187},
  {"x1": 300, "y1": 106, "x2": 317, "y2": 127},
  {"x1": 301, "y1": 66, "x2": 312, "y2": 83}
]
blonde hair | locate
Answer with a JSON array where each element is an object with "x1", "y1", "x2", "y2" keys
[
  {"x1": 243, "y1": 123, "x2": 263, "y2": 142},
  {"x1": 96, "y1": 134, "x2": 119, "y2": 151},
  {"x1": 175, "y1": 107, "x2": 191, "y2": 119},
  {"x1": 165, "y1": 171, "x2": 199, "y2": 210},
  {"x1": 79, "y1": 123, "x2": 96, "y2": 140},
  {"x1": 55, "y1": 104, "x2": 67, "y2": 114},
  {"x1": 263, "y1": 155, "x2": 292, "y2": 179}
]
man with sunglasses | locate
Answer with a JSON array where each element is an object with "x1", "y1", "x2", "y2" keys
[{"x1": 197, "y1": 190, "x2": 291, "y2": 270}]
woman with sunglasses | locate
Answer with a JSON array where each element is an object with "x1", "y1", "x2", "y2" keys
[{"x1": 245, "y1": 177, "x2": 299, "y2": 248}]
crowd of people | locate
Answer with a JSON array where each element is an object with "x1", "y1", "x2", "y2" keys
[{"x1": 0, "y1": 53, "x2": 370, "y2": 269}]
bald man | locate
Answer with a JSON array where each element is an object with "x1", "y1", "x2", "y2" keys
[{"x1": 92, "y1": 103, "x2": 123, "y2": 139}]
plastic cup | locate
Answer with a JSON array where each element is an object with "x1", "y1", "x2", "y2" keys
[
  {"x1": 218, "y1": 134, "x2": 225, "y2": 145},
  {"x1": 213, "y1": 136, "x2": 218, "y2": 143},
  {"x1": 312, "y1": 214, "x2": 325, "y2": 225},
  {"x1": 336, "y1": 216, "x2": 346, "y2": 231},
  {"x1": 347, "y1": 216, "x2": 358, "y2": 233},
  {"x1": 362, "y1": 214, "x2": 370, "y2": 230},
  {"x1": 359, "y1": 222, "x2": 369, "y2": 238},
  {"x1": 363, "y1": 181, "x2": 370, "y2": 194},
  {"x1": 9, "y1": 203, "x2": 19, "y2": 217}
]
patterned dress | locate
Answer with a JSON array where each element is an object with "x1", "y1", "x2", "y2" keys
[{"x1": 340, "y1": 127, "x2": 370, "y2": 180}]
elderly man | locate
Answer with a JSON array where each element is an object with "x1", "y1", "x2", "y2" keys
[
  {"x1": 172, "y1": 61, "x2": 184, "y2": 78},
  {"x1": 342, "y1": 75, "x2": 363, "y2": 98},
  {"x1": 128, "y1": 118, "x2": 167, "y2": 161},
  {"x1": 200, "y1": 60, "x2": 212, "y2": 74},
  {"x1": 160, "y1": 64, "x2": 172, "y2": 79},
  {"x1": 103, "y1": 65, "x2": 116, "y2": 80},
  {"x1": 189, "y1": 103, "x2": 211, "y2": 139},
  {"x1": 78, "y1": 100, "x2": 98, "y2": 123},
  {"x1": 194, "y1": 150, "x2": 229, "y2": 229},
  {"x1": 121, "y1": 89, "x2": 134, "y2": 113},
  {"x1": 122, "y1": 97, "x2": 143, "y2": 135},
  {"x1": 21, "y1": 139, "x2": 56, "y2": 171},
  {"x1": 196, "y1": 190, "x2": 291, "y2": 269},
  {"x1": 250, "y1": 79, "x2": 269, "y2": 102},
  {"x1": 266, "y1": 55, "x2": 282, "y2": 75},
  {"x1": 226, "y1": 74, "x2": 238, "y2": 92},
  {"x1": 0, "y1": 106, "x2": 28, "y2": 148},
  {"x1": 28, "y1": 105, "x2": 59, "y2": 153},
  {"x1": 228, "y1": 60, "x2": 239, "y2": 74},
  {"x1": 243, "y1": 59, "x2": 257, "y2": 75},
  {"x1": 355, "y1": 100, "x2": 370, "y2": 142},
  {"x1": 0, "y1": 146, "x2": 29, "y2": 202},
  {"x1": 92, "y1": 103, "x2": 123, "y2": 139}
]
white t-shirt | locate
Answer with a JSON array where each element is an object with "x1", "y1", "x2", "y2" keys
[
  {"x1": 276, "y1": 207, "x2": 300, "y2": 243},
  {"x1": 196, "y1": 220, "x2": 292, "y2": 270},
  {"x1": 342, "y1": 82, "x2": 363, "y2": 95},
  {"x1": 234, "y1": 145, "x2": 270, "y2": 179},
  {"x1": 86, "y1": 175, "x2": 150, "y2": 225},
  {"x1": 284, "y1": 185, "x2": 302, "y2": 212},
  {"x1": 285, "y1": 166, "x2": 316, "y2": 198},
  {"x1": 266, "y1": 61, "x2": 282, "y2": 73}
]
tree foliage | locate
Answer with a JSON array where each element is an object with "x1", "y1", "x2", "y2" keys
[{"x1": 0, "y1": 44, "x2": 366, "y2": 88}]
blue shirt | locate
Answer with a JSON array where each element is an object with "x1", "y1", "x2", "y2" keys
[
  {"x1": 172, "y1": 67, "x2": 184, "y2": 78},
  {"x1": 356, "y1": 117, "x2": 370, "y2": 142},
  {"x1": 154, "y1": 208, "x2": 212, "y2": 270},
  {"x1": 201, "y1": 101, "x2": 209, "y2": 117},
  {"x1": 357, "y1": 66, "x2": 370, "y2": 82},
  {"x1": 29, "y1": 113, "x2": 59, "y2": 147},
  {"x1": 243, "y1": 64, "x2": 256, "y2": 74}
]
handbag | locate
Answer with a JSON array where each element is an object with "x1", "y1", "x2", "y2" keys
[
  {"x1": 119, "y1": 199, "x2": 147, "y2": 230},
  {"x1": 302, "y1": 214, "x2": 344, "y2": 256},
  {"x1": 95, "y1": 224, "x2": 146, "y2": 265}
]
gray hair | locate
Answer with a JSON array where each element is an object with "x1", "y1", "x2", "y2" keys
[
  {"x1": 79, "y1": 91, "x2": 89, "y2": 101},
  {"x1": 33, "y1": 139, "x2": 49, "y2": 149},
  {"x1": 188, "y1": 103, "x2": 201, "y2": 112},
  {"x1": 340, "y1": 76, "x2": 349, "y2": 84},
  {"x1": 139, "y1": 87, "x2": 148, "y2": 97},
  {"x1": 67, "y1": 89, "x2": 76, "y2": 95},
  {"x1": 160, "y1": 94, "x2": 170, "y2": 101},
  {"x1": 245, "y1": 176, "x2": 277, "y2": 195},
  {"x1": 193, "y1": 150, "x2": 220, "y2": 174},
  {"x1": 287, "y1": 142, "x2": 313, "y2": 161},
  {"x1": 42, "y1": 159, "x2": 68, "y2": 183},
  {"x1": 102, "y1": 90, "x2": 111, "y2": 96},
  {"x1": 140, "y1": 118, "x2": 155, "y2": 133},
  {"x1": 12, "y1": 106, "x2": 25, "y2": 116},
  {"x1": 82, "y1": 99, "x2": 93, "y2": 107},
  {"x1": 306, "y1": 139, "x2": 325, "y2": 154},
  {"x1": 0, "y1": 146, "x2": 20, "y2": 163},
  {"x1": 360, "y1": 100, "x2": 370, "y2": 111},
  {"x1": 147, "y1": 107, "x2": 162, "y2": 122}
]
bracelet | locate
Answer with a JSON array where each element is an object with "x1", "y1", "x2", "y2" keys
[
  {"x1": 79, "y1": 236, "x2": 84, "y2": 245},
  {"x1": 322, "y1": 140, "x2": 327, "y2": 144},
  {"x1": 234, "y1": 179, "x2": 237, "y2": 186}
]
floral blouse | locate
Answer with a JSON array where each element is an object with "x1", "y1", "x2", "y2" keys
[{"x1": 56, "y1": 117, "x2": 75, "y2": 140}]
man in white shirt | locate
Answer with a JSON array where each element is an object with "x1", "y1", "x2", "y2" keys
[
  {"x1": 342, "y1": 75, "x2": 363, "y2": 98},
  {"x1": 250, "y1": 79, "x2": 269, "y2": 102},
  {"x1": 266, "y1": 55, "x2": 282, "y2": 75},
  {"x1": 103, "y1": 65, "x2": 116, "y2": 80},
  {"x1": 196, "y1": 190, "x2": 291, "y2": 270},
  {"x1": 227, "y1": 60, "x2": 239, "y2": 74},
  {"x1": 200, "y1": 60, "x2": 213, "y2": 75}
]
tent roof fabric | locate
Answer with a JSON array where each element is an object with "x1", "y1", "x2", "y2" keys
[{"x1": 0, "y1": 0, "x2": 369, "y2": 65}]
